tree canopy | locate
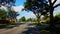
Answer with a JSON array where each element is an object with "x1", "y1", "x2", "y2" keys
[
  {"x1": 0, "y1": 0, "x2": 15, "y2": 6},
  {"x1": 24, "y1": 0, "x2": 49, "y2": 23},
  {"x1": 7, "y1": 9, "x2": 19, "y2": 19},
  {"x1": 0, "y1": 9, "x2": 7, "y2": 19},
  {"x1": 19, "y1": 16, "x2": 26, "y2": 22}
]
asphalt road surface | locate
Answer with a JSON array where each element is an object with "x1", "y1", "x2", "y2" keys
[{"x1": 0, "y1": 23, "x2": 36, "y2": 34}]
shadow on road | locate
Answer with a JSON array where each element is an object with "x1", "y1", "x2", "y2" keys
[
  {"x1": 21, "y1": 23, "x2": 60, "y2": 34},
  {"x1": 21, "y1": 24, "x2": 42, "y2": 34}
]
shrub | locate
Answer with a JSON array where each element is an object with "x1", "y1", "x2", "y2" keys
[
  {"x1": 10, "y1": 21, "x2": 18, "y2": 25},
  {"x1": 33, "y1": 22, "x2": 42, "y2": 26},
  {"x1": 54, "y1": 14, "x2": 60, "y2": 24},
  {"x1": 45, "y1": 14, "x2": 60, "y2": 24},
  {"x1": 0, "y1": 24, "x2": 10, "y2": 27},
  {"x1": 46, "y1": 18, "x2": 50, "y2": 24}
]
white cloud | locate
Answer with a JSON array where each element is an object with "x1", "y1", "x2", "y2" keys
[{"x1": 12, "y1": 5, "x2": 24, "y2": 12}]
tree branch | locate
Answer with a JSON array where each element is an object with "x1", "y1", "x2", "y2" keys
[
  {"x1": 54, "y1": 4, "x2": 60, "y2": 8},
  {"x1": 32, "y1": 9, "x2": 36, "y2": 15},
  {"x1": 52, "y1": 0, "x2": 57, "y2": 5},
  {"x1": 49, "y1": 0, "x2": 52, "y2": 4},
  {"x1": 49, "y1": 0, "x2": 53, "y2": 6}
]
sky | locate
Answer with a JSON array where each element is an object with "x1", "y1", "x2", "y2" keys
[
  {"x1": 12, "y1": 0, "x2": 60, "y2": 19},
  {"x1": 13, "y1": 0, "x2": 36, "y2": 19}
]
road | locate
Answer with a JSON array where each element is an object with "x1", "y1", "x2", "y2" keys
[{"x1": 0, "y1": 23, "x2": 36, "y2": 34}]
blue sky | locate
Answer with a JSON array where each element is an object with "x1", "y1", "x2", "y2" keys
[
  {"x1": 14, "y1": 0, "x2": 60, "y2": 19},
  {"x1": 15, "y1": 0, "x2": 26, "y2": 6},
  {"x1": 14, "y1": 0, "x2": 36, "y2": 19}
]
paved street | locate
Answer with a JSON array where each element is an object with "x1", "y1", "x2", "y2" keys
[{"x1": 0, "y1": 23, "x2": 36, "y2": 34}]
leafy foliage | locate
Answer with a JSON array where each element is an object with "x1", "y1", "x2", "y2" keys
[
  {"x1": 19, "y1": 16, "x2": 26, "y2": 22},
  {"x1": 24, "y1": 0, "x2": 48, "y2": 23},
  {"x1": 27, "y1": 18, "x2": 32, "y2": 22},
  {"x1": 54, "y1": 14, "x2": 60, "y2": 24},
  {"x1": 46, "y1": 0, "x2": 60, "y2": 28},
  {"x1": 27, "y1": 18, "x2": 37, "y2": 22},
  {"x1": 24, "y1": 0, "x2": 48, "y2": 14},
  {"x1": 54, "y1": 14, "x2": 60, "y2": 19},
  {"x1": 0, "y1": 0, "x2": 15, "y2": 6},
  {"x1": 0, "y1": 9, "x2": 7, "y2": 19},
  {"x1": 46, "y1": 18, "x2": 50, "y2": 24},
  {"x1": 7, "y1": 10, "x2": 19, "y2": 19},
  {"x1": 46, "y1": 14, "x2": 60, "y2": 24}
]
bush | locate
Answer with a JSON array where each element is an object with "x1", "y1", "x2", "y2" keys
[
  {"x1": 46, "y1": 18, "x2": 50, "y2": 24},
  {"x1": 10, "y1": 22, "x2": 17, "y2": 25},
  {"x1": 0, "y1": 24, "x2": 10, "y2": 27},
  {"x1": 54, "y1": 14, "x2": 60, "y2": 24},
  {"x1": 33, "y1": 22, "x2": 42, "y2": 26}
]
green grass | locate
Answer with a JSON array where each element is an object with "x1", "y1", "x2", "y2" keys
[
  {"x1": 33, "y1": 22, "x2": 44, "y2": 26},
  {"x1": 0, "y1": 22, "x2": 17, "y2": 27},
  {"x1": 41, "y1": 30, "x2": 51, "y2": 34},
  {"x1": 10, "y1": 22, "x2": 17, "y2": 25},
  {"x1": 33, "y1": 22, "x2": 57, "y2": 34},
  {"x1": 39, "y1": 27, "x2": 57, "y2": 34},
  {"x1": 0, "y1": 24, "x2": 10, "y2": 27},
  {"x1": 41, "y1": 30, "x2": 56, "y2": 34}
]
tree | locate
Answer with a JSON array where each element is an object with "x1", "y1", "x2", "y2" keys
[
  {"x1": 0, "y1": 9, "x2": 7, "y2": 19},
  {"x1": 0, "y1": 0, "x2": 16, "y2": 19},
  {"x1": 7, "y1": 9, "x2": 19, "y2": 22},
  {"x1": 47, "y1": 0, "x2": 60, "y2": 28},
  {"x1": 19, "y1": 16, "x2": 26, "y2": 22},
  {"x1": 43, "y1": 14, "x2": 49, "y2": 20},
  {"x1": 0, "y1": 0, "x2": 16, "y2": 23},
  {"x1": 24, "y1": 0, "x2": 47, "y2": 23},
  {"x1": 27, "y1": 18, "x2": 37, "y2": 22},
  {"x1": 0, "y1": 0, "x2": 15, "y2": 6},
  {"x1": 0, "y1": 0, "x2": 16, "y2": 12},
  {"x1": 54, "y1": 14, "x2": 60, "y2": 24},
  {"x1": 27, "y1": 18, "x2": 32, "y2": 22},
  {"x1": 55, "y1": 14, "x2": 60, "y2": 19}
]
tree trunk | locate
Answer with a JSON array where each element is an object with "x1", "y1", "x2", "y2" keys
[
  {"x1": 37, "y1": 13, "x2": 41, "y2": 25},
  {"x1": 48, "y1": 2, "x2": 55, "y2": 29},
  {"x1": 49, "y1": 10, "x2": 55, "y2": 29},
  {"x1": 37, "y1": 17, "x2": 40, "y2": 23},
  {"x1": 14, "y1": 18, "x2": 17, "y2": 23}
]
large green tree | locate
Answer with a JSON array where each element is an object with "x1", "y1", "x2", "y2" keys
[
  {"x1": 19, "y1": 16, "x2": 26, "y2": 22},
  {"x1": 7, "y1": 9, "x2": 19, "y2": 23},
  {"x1": 27, "y1": 18, "x2": 32, "y2": 22},
  {"x1": 54, "y1": 14, "x2": 60, "y2": 24},
  {"x1": 47, "y1": 0, "x2": 60, "y2": 28},
  {"x1": 24, "y1": 0, "x2": 48, "y2": 23},
  {"x1": 7, "y1": 9, "x2": 19, "y2": 21},
  {"x1": 24, "y1": 0, "x2": 60, "y2": 28},
  {"x1": 27, "y1": 18, "x2": 37, "y2": 22},
  {"x1": 0, "y1": 0, "x2": 16, "y2": 19},
  {"x1": 0, "y1": 0, "x2": 16, "y2": 13},
  {"x1": 0, "y1": 9, "x2": 7, "y2": 19}
]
